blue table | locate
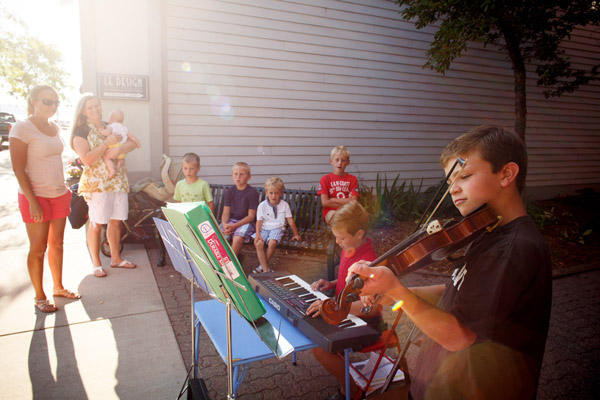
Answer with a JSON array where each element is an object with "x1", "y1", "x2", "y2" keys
[{"x1": 194, "y1": 296, "x2": 318, "y2": 396}]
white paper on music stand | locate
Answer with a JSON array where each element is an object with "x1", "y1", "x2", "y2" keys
[{"x1": 350, "y1": 352, "x2": 405, "y2": 396}]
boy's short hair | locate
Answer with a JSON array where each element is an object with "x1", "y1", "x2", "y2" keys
[
  {"x1": 264, "y1": 176, "x2": 285, "y2": 191},
  {"x1": 440, "y1": 126, "x2": 528, "y2": 193},
  {"x1": 330, "y1": 145, "x2": 351, "y2": 159},
  {"x1": 233, "y1": 162, "x2": 251, "y2": 174},
  {"x1": 182, "y1": 152, "x2": 200, "y2": 166},
  {"x1": 330, "y1": 202, "x2": 369, "y2": 235}
]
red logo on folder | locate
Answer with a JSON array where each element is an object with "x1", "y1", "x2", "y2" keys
[{"x1": 198, "y1": 222, "x2": 239, "y2": 280}]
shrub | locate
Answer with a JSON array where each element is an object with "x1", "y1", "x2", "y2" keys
[{"x1": 359, "y1": 173, "x2": 424, "y2": 226}]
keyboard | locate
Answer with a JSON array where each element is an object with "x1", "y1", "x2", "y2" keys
[{"x1": 249, "y1": 271, "x2": 380, "y2": 353}]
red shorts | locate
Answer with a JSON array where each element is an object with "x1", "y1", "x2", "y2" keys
[{"x1": 18, "y1": 191, "x2": 71, "y2": 223}]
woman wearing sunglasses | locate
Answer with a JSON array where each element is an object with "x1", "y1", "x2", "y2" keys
[{"x1": 9, "y1": 85, "x2": 81, "y2": 313}]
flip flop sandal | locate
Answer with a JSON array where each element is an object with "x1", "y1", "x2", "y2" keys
[
  {"x1": 111, "y1": 260, "x2": 136, "y2": 269},
  {"x1": 35, "y1": 299, "x2": 58, "y2": 313},
  {"x1": 252, "y1": 266, "x2": 264, "y2": 274},
  {"x1": 92, "y1": 266, "x2": 107, "y2": 277},
  {"x1": 53, "y1": 289, "x2": 82, "y2": 299}
]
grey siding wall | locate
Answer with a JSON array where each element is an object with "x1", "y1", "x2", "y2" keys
[{"x1": 164, "y1": 0, "x2": 600, "y2": 194}]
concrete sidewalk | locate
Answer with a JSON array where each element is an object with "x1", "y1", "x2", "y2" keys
[{"x1": 0, "y1": 222, "x2": 186, "y2": 399}]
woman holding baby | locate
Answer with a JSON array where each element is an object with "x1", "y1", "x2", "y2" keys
[{"x1": 69, "y1": 94, "x2": 139, "y2": 277}]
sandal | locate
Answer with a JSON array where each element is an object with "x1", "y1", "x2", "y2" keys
[
  {"x1": 53, "y1": 288, "x2": 81, "y2": 299},
  {"x1": 110, "y1": 259, "x2": 136, "y2": 269},
  {"x1": 35, "y1": 299, "x2": 58, "y2": 313},
  {"x1": 93, "y1": 266, "x2": 107, "y2": 277},
  {"x1": 252, "y1": 266, "x2": 264, "y2": 274}
]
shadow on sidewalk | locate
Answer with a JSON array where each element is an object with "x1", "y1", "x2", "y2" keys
[{"x1": 28, "y1": 308, "x2": 87, "y2": 399}]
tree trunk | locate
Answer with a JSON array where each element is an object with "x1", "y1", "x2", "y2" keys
[
  {"x1": 512, "y1": 60, "x2": 527, "y2": 142},
  {"x1": 501, "y1": 27, "x2": 527, "y2": 142}
]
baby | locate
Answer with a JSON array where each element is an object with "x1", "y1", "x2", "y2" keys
[{"x1": 100, "y1": 109, "x2": 141, "y2": 178}]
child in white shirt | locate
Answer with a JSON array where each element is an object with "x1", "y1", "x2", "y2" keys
[
  {"x1": 100, "y1": 109, "x2": 141, "y2": 178},
  {"x1": 253, "y1": 177, "x2": 301, "y2": 273}
]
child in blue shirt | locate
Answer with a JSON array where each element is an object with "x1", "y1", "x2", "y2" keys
[{"x1": 221, "y1": 162, "x2": 259, "y2": 257}]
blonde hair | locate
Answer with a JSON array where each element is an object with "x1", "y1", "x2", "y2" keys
[
  {"x1": 233, "y1": 161, "x2": 251, "y2": 174},
  {"x1": 182, "y1": 152, "x2": 200, "y2": 166},
  {"x1": 108, "y1": 109, "x2": 124, "y2": 123},
  {"x1": 330, "y1": 202, "x2": 369, "y2": 235},
  {"x1": 70, "y1": 93, "x2": 99, "y2": 150},
  {"x1": 330, "y1": 145, "x2": 350, "y2": 159},
  {"x1": 264, "y1": 176, "x2": 284, "y2": 191},
  {"x1": 26, "y1": 85, "x2": 58, "y2": 117}
]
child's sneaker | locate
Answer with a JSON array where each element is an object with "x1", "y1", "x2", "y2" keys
[{"x1": 252, "y1": 265, "x2": 264, "y2": 274}]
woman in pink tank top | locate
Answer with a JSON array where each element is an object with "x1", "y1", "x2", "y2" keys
[{"x1": 9, "y1": 85, "x2": 81, "y2": 313}]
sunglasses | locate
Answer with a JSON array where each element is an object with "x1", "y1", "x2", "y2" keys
[{"x1": 37, "y1": 98, "x2": 60, "y2": 107}]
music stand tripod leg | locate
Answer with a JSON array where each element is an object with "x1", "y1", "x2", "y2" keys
[{"x1": 225, "y1": 296, "x2": 235, "y2": 399}]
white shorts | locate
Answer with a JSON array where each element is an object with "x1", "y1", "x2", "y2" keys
[
  {"x1": 253, "y1": 228, "x2": 284, "y2": 244},
  {"x1": 87, "y1": 192, "x2": 129, "y2": 224}
]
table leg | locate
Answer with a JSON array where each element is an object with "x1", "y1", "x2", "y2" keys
[{"x1": 345, "y1": 348, "x2": 350, "y2": 400}]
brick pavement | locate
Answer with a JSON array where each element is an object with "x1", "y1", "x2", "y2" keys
[
  {"x1": 536, "y1": 268, "x2": 600, "y2": 399},
  {"x1": 147, "y1": 243, "x2": 600, "y2": 399}
]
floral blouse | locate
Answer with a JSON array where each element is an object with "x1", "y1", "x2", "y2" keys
[{"x1": 77, "y1": 121, "x2": 129, "y2": 201}]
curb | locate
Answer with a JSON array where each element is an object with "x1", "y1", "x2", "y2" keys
[
  {"x1": 551, "y1": 262, "x2": 600, "y2": 279},
  {"x1": 414, "y1": 262, "x2": 600, "y2": 280}
]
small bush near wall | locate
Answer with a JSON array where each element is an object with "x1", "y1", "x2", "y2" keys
[{"x1": 359, "y1": 174, "x2": 433, "y2": 226}]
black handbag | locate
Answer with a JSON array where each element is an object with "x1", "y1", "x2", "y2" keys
[{"x1": 68, "y1": 184, "x2": 88, "y2": 229}]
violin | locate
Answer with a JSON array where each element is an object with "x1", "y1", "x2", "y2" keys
[
  {"x1": 319, "y1": 159, "x2": 503, "y2": 325},
  {"x1": 320, "y1": 206, "x2": 502, "y2": 324}
]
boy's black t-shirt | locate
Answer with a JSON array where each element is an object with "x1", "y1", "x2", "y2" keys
[
  {"x1": 410, "y1": 215, "x2": 552, "y2": 400},
  {"x1": 224, "y1": 185, "x2": 259, "y2": 221}
]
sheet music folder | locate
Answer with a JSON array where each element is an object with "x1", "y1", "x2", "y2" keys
[{"x1": 162, "y1": 201, "x2": 266, "y2": 322}]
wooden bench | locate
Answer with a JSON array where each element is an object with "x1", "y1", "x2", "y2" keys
[{"x1": 210, "y1": 184, "x2": 337, "y2": 280}]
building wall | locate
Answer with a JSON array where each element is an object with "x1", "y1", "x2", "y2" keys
[
  {"x1": 79, "y1": 0, "x2": 163, "y2": 183},
  {"x1": 81, "y1": 0, "x2": 600, "y2": 198}
]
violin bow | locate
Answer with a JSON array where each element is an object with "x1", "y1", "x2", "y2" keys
[{"x1": 416, "y1": 157, "x2": 467, "y2": 231}]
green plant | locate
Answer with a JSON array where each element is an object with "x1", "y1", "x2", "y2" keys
[
  {"x1": 562, "y1": 223, "x2": 593, "y2": 245},
  {"x1": 359, "y1": 173, "x2": 425, "y2": 226},
  {"x1": 391, "y1": 178, "x2": 424, "y2": 221},
  {"x1": 358, "y1": 184, "x2": 383, "y2": 226},
  {"x1": 527, "y1": 202, "x2": 558, "y2": 229}
]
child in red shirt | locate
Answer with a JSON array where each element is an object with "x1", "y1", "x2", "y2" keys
[
  {"x1": 308, "y1": 201, "x2": 381, "y2": 399},
  {"x1": 317, "y1": 145, "x2": 359, "y2": 224}
]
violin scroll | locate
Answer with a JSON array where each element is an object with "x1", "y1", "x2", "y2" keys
[{"x1": 320, "y1": 274, "x2": 365, "y2": 325}]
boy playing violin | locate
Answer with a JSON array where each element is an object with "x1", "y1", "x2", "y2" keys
[
  {"x1": 349, "y1": 126, "x2": 552, "y2": 400},
  {"x1": 307, "y1": 201, "x2": 381, "y2": 400}
]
